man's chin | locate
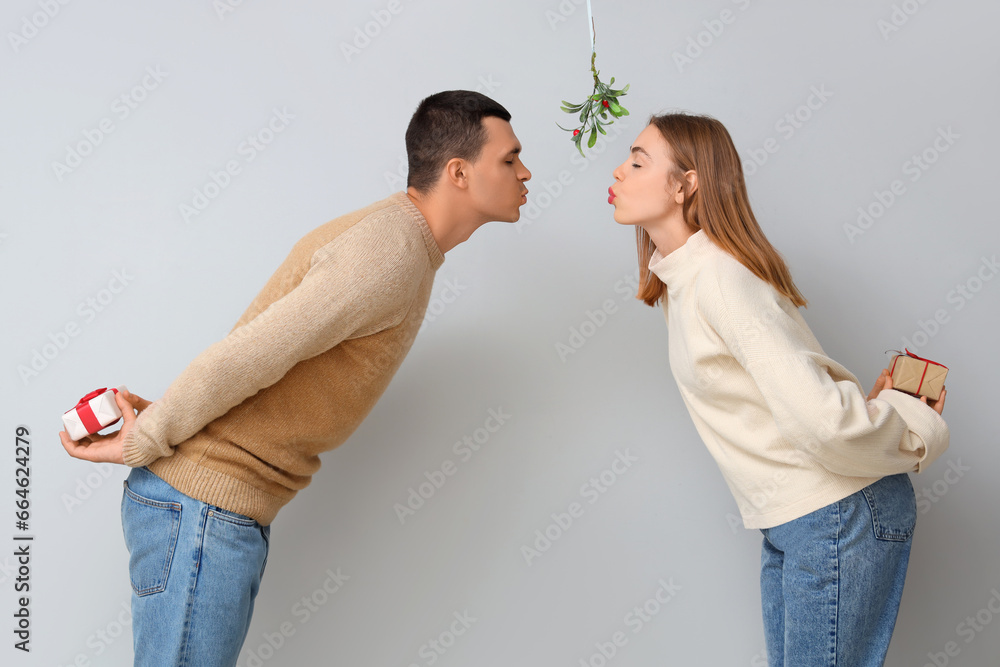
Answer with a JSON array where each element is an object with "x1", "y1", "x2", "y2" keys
[
  {"x1": 493, "y1": 209, "x2": 520, "y2": 223},
  {"x1": 485, "y1": 204, "x2": 522, "y2": 223}
]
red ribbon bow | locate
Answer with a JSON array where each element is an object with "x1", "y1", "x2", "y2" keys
[{"x1": 70, "y1": 387, "x2": 120, "y2": 435}]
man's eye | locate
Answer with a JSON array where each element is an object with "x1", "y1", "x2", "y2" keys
[{"x1": 506, "y1": 160, "x2": 514, "y2": 164}]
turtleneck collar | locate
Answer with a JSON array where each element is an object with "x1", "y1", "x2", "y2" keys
[
  {"x1": 391, "y1": 191, "x2": 446, "y2": 270},
  {"x1": 647, "y1": 228, "x2": 714, "y2": 287}
]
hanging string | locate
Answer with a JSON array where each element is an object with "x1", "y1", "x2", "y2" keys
[{"x1": 587, "y1": 0, "x2": 595, "y2": 52}]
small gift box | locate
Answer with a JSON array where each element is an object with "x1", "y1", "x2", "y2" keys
[
  {"x1": 62, "y1": 387, "x2": 122, "y2": 441},
  {"x1": 888, "y1": 349, "x2": 948, "y2": 401}
]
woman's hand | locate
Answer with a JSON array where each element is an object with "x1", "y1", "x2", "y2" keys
[
  {"x1": 60, "y1": 388, "x2": 153, "y2": 465},
  {"x1": 868, "y1": 368, "x2": 946, "y2": 415}
]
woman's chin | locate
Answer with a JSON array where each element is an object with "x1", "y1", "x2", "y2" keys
[{"x1": 612, "y1": 212, "x2": 633, "y2": 226}]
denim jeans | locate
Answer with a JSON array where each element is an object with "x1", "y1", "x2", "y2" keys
[
  {"x1": 121, "y1": 466, "x2": 271, "y2": 666},
  {"x1": 759, "y1": 473, "x2": 916, "y2": 666}
]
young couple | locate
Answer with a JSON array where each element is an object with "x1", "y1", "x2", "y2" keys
[{"x1": 62, "y1": 90, "x2": 949, "y2": 666}]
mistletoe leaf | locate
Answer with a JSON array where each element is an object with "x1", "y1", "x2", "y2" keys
[{"x1": 587, "y1": 128, "x2": 598, "y2": 148}]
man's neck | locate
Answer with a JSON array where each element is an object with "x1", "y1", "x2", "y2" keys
[{"x1": 405, "y1": 188, "x2": 481, "y2": 254}]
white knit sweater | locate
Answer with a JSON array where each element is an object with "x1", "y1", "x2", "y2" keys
[{"x1": 649, "y1": 228, "x2": 949, "y2": 529}]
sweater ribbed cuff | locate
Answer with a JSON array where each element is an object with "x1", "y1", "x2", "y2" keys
[
  {"x1": 877, "y1": 388, "x2": 950, "y2": 473},
  {"x1": 121, "y1": 428, "x2": 160, "y2": 468}
]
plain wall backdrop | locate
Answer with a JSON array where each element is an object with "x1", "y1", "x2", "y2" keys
[{"x1": 2, "y1": 1, "x2": 998, "y2": 665}]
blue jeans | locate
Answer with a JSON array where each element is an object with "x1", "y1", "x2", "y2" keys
[
  {"x1": 121, "y1": 466, "x2": 271, "y2": 666},
  {"x1": 759, "y1": 473, "x2": 916, "y2": 666}
]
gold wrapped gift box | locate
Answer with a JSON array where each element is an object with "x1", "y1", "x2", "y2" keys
[{"x1": 888, "y1": 349, "x2": 948, "y2": 401}]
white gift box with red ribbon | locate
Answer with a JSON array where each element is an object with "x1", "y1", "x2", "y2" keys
[{"x1": 63, "y1": 387, "x2": 123, "y2": 441}]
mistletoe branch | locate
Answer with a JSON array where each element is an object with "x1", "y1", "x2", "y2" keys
[{"x1": 557, "y1": 13, "x2": 630, "y2": 156}]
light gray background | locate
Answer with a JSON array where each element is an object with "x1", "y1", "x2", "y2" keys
[{"x1": 2, "y1": 1, "x2": 998, "y2": 665}]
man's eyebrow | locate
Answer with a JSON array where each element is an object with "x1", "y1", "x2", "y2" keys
[
  {"x1": 630, "y1": 146, "x2": 652, "y2": 159},
  {"x1": 505, "y1": 146, "x2": 521, "y2": 156}
]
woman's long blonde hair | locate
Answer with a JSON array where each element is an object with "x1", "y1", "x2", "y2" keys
[{"x1": 636, "y1": 112, "x2": 808, "y2": 309}]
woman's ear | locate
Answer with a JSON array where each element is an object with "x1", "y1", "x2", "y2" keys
[
  {"x1": 669, "y1": 170, "x2": 697, "y2": 204},
  {"x1": 683, "y1": 169, "x2": 698, "y2": 198}
]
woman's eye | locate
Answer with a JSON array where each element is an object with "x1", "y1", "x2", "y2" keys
[{"x1": 631, "y1": 163, "x2": 640, "y2": 168}]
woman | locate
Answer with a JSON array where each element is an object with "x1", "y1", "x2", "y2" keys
[{"x1": 608, "y1": 112, "x2": 949, "y2": 665}]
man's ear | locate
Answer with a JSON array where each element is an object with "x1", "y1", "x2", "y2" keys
[{"x1": 444, "y1": 157, "x2": 469, "y2": 190}]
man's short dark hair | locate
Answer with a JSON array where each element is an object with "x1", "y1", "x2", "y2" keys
[{"x1": 405, "y1": 90, "x2": 512, "y2": 193}]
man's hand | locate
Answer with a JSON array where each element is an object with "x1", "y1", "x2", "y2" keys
[
  {"x1": 60, "y1": 388, "x2": 153, "y2": 465},
  {"x1": 868, "y1": 368, "x2": 946, "y2": 415}
]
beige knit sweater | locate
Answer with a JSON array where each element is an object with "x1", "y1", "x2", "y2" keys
[
  {"x1": 122, "y1": 192, "x2": 445, "y2": 524},
  {"x1": 649, "y1": 228, "x2": 950, "y2": 529}
]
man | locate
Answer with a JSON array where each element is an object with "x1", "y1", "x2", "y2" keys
[{"x1": 61, "y1": 90, "x2": 531, "y2": 666}]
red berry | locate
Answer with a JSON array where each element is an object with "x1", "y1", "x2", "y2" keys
[
  {"x1": 573, "y1": 129, "x2": 580, "y2": 136},
  {"x1": 602, "y1": 100, "x2": 609, "y2": 107}
]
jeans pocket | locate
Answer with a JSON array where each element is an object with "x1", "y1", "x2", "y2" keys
[
  {"x1": 862, "y1": 473, "x2": 917, "y2": 542},
  {"x1": 207, "y1": 505, "x2": 257, "y2": 527},
  {"x1": 205, "y1": 507, "x2": 270, "y2": 581},
  {"x1": 121, "y1": 480, "x2": 182, "y2": 596}
]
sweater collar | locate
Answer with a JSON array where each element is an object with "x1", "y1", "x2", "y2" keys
[
  {"x1": 391, "y1": 191, "x2": 446, "y2": 270},
  {"x1": 648, "y1": 227, "x2": 712, "y2": 286}
]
